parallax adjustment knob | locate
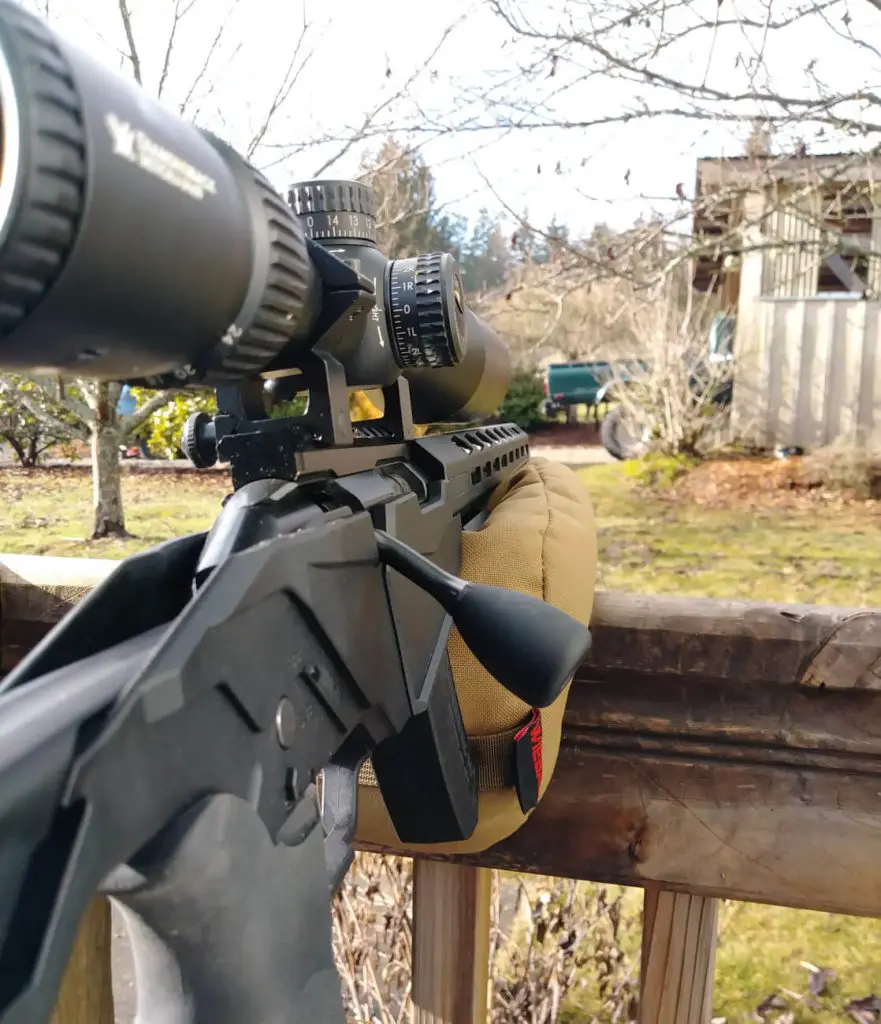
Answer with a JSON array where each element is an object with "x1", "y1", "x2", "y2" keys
[{"x1": 181, "y1": 411, "x2": 218, "y2": 468}]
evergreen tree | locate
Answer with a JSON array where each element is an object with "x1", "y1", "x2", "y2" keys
[
  {"x1": 459, "y1": 209, "x2": 511, "y2": 293},
  {"x1": 359, "y1": 139, "x2": 466, "y2": 259},
  {"x1": 533, "y1": 216, "x2": 570, "y2": 264}
]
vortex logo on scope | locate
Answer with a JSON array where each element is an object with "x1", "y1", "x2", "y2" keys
[{"x1": 105, "y1": 113, "x2": 217, "y2": 201}]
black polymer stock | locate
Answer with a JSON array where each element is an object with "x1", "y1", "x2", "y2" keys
[
  {"x1": 0, "y1": 424, "x2": 591, "y2": 1024},
  {"x1": 0, "y1": 4, "x2": 592, "y2": 1021}
]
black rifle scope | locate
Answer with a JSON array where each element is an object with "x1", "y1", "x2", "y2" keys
[{"x1": 0, "y1": 1, "x2": 510, "y2": 423}]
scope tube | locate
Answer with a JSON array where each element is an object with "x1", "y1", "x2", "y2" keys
[
  {"x1": 0, "y1": 0, "x2": 317, "y2": 384},
  {"x1": 405, "y1": 310, "x2": 512, "y2": 423},
  {"x1": 287, "y1": 178, "x2": 512, "y2": 424}
]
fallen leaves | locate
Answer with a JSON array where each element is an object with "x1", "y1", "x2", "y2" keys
[
  {"x1": 750, "y1": 961, "x2": 858, "y2": 1022},
  {"x1": 801, "y1": 960, "x2": 836, "y2": 997},
  {"x1": 665, "y1": 457, "x2": 881, "y2": 513},
  {"x1": 846, "y1": 994, "x2": 881, "y2": 1023},
  {"x1": 753, "y1": 992, "x2": 791, "y2": 1022}
]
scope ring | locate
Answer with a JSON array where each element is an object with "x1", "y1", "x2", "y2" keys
[
  {"x1": 202, "y1": 163, "x2": 314, "y2": 384},
  {"x1": 0, "y1": 1, "x2": 87, "y2": 336}
]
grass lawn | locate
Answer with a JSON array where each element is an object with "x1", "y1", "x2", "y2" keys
[
  {"x1": 582, "y1": 461, "x2": 881, "y2": 608},
  {"x1": 3, "y1": 459, "x2": 881, "y2": 1021},
  {"x1": 6, "y1": 460, "x2": 881, "y2": 610},
  {"x1": 0, "y1": 468, "x2": 226, "y2": 558}
]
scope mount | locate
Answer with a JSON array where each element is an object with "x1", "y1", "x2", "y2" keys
[
  {"x1": 179, "y1": 231, "x2": 425, "y2": 489},
  {"x1": 181, "y1": 195, "x2": 471, "y2": 490},
  {"x1": 181, "y1": 362, "x2": 418, "y2": 490}
]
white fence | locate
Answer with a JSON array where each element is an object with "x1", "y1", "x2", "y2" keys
[{"x1": 732, "y1": 296, "x2": 881, "y2": 449}]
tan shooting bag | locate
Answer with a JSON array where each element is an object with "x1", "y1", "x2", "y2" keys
[{"x1": 355, "y1": 456, "x2": 598, "y2": 854}]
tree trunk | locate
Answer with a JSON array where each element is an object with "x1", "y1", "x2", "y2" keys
[
  {"x1": 2, "y1": 432, "x2": 26, "y2": 466},
  {"x1": 90, "y1": 384, "x2": 128, "y2": 540}
]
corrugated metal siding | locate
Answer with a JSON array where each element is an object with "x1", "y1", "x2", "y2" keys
[
  {"x1": 870, "y1": 204, "x2": 881, "y2": 294},
  {"x1": 762, "y1": 203, "x2": 822, "y2": 298},
  {"x1": 735, "y1": 297, "x2": 881, "y2": 448}
]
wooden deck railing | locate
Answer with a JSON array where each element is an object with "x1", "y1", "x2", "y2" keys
[{"x1": 3, "y1": 553, "x2": 880, "y2": 1024}]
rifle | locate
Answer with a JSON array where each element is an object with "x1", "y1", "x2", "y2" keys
[{"x1": 0, "y1": 4, "x2": 592, "y2": 1021}]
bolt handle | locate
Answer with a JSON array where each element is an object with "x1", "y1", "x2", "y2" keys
[{"x1": 374, "y1": 530, "x2": 591, "y2": 708}]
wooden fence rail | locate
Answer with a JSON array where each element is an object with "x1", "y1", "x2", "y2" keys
[{"x1": 4, "y1": 554, "x2": 881, "y2": 1024}]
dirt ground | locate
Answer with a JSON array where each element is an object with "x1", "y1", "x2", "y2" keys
[
  {"x1": 668, "y1": 455, "x2": 881, "y2": 513},
  {"x1": 528, "y1": 421, "x2": 602, "y2": 446}
]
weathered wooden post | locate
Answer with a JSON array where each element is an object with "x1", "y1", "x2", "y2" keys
[
  {"x1": 641, "y1": 887, "x2": 718, "y2": 1024},
  {"x1": 0, "y1": 555, "x2": 119, "y2": 1024},
  {"x1": 412, "y1": 863, "x2": 492, "y2": 1024}
]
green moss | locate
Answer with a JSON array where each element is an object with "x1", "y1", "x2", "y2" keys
[
  {"x1": 622, "y1": 452, "x2": 700, "y2": 489},
  {"x1": 580, "y1": 463, "x2": 881, "y2": 606}
]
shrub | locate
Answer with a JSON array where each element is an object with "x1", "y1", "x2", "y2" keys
[
  {"x1": 491, "y1": 877, "x2": 639, "y2": 1023},
  {"x1": 601, "y1": 292, "x2": 734, "y2": 460},
  {"x1": 333, "y1": 853, "x2": 413, "y2": 1023},
  {"x1": 497, "y1": 369, "x2": 547, "y2": 432},
  {"x1": 803, "y1": 437, "x2": 881, "y2": 499},
  {"x1": 0, "y1": 374, "x2": 86, "y2": 466},
  {"x1": 331, "y1": 857, "x2": 639, "y2": 1024},
  {"x1": 270, "y1": 394, "x2": 308, "y2": 419},
  {"x1": 0, "y1": 374, "x2": 85, "y2": 466},
  {"x1": 132, "y1": 390, "x2": 217, "y2": 459}
]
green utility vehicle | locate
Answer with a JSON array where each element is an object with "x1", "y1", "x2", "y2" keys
[{"x1": 541, "y1": 313, "x2": 735, "y2": 459}]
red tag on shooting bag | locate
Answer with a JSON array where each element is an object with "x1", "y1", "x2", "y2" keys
[{"x1": 514, "y1": 709, "x2": 543, "y2": 814}]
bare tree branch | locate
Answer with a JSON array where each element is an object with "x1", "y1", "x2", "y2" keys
[
  {"x1": 116, "y1": 0, "x2": 143, "y2": 85},
  {"x1": 122, "y1": 389, "x2": 178, "y2": 435},
  {"x1": 481, "y1": 0, "x2": 881, "y2": 145},
  {"x1": 245, "y1": 12, "x2": 314, "y2": 159},
  {"x1": 306, "y1": 15, "x2": 468, "y2": 178},
  {"x1": 177, "y1": 0, "x2": 241, "y2": 118},
  {"x1": 157, "y1": 0, "x2": 200, "y2": 99}
]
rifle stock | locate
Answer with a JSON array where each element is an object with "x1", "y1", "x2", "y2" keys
[{"x1": 0, "y1": 427, "x2": 591, "y2": 1024}]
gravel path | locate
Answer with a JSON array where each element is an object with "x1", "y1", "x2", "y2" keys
[{"x1": 529, "y1": 444, "x2": 613, "y2": 465}]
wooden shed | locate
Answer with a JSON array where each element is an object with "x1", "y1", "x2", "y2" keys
[{"x1": 692, "y1": 150, "x2": 881, "y2": 450}]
